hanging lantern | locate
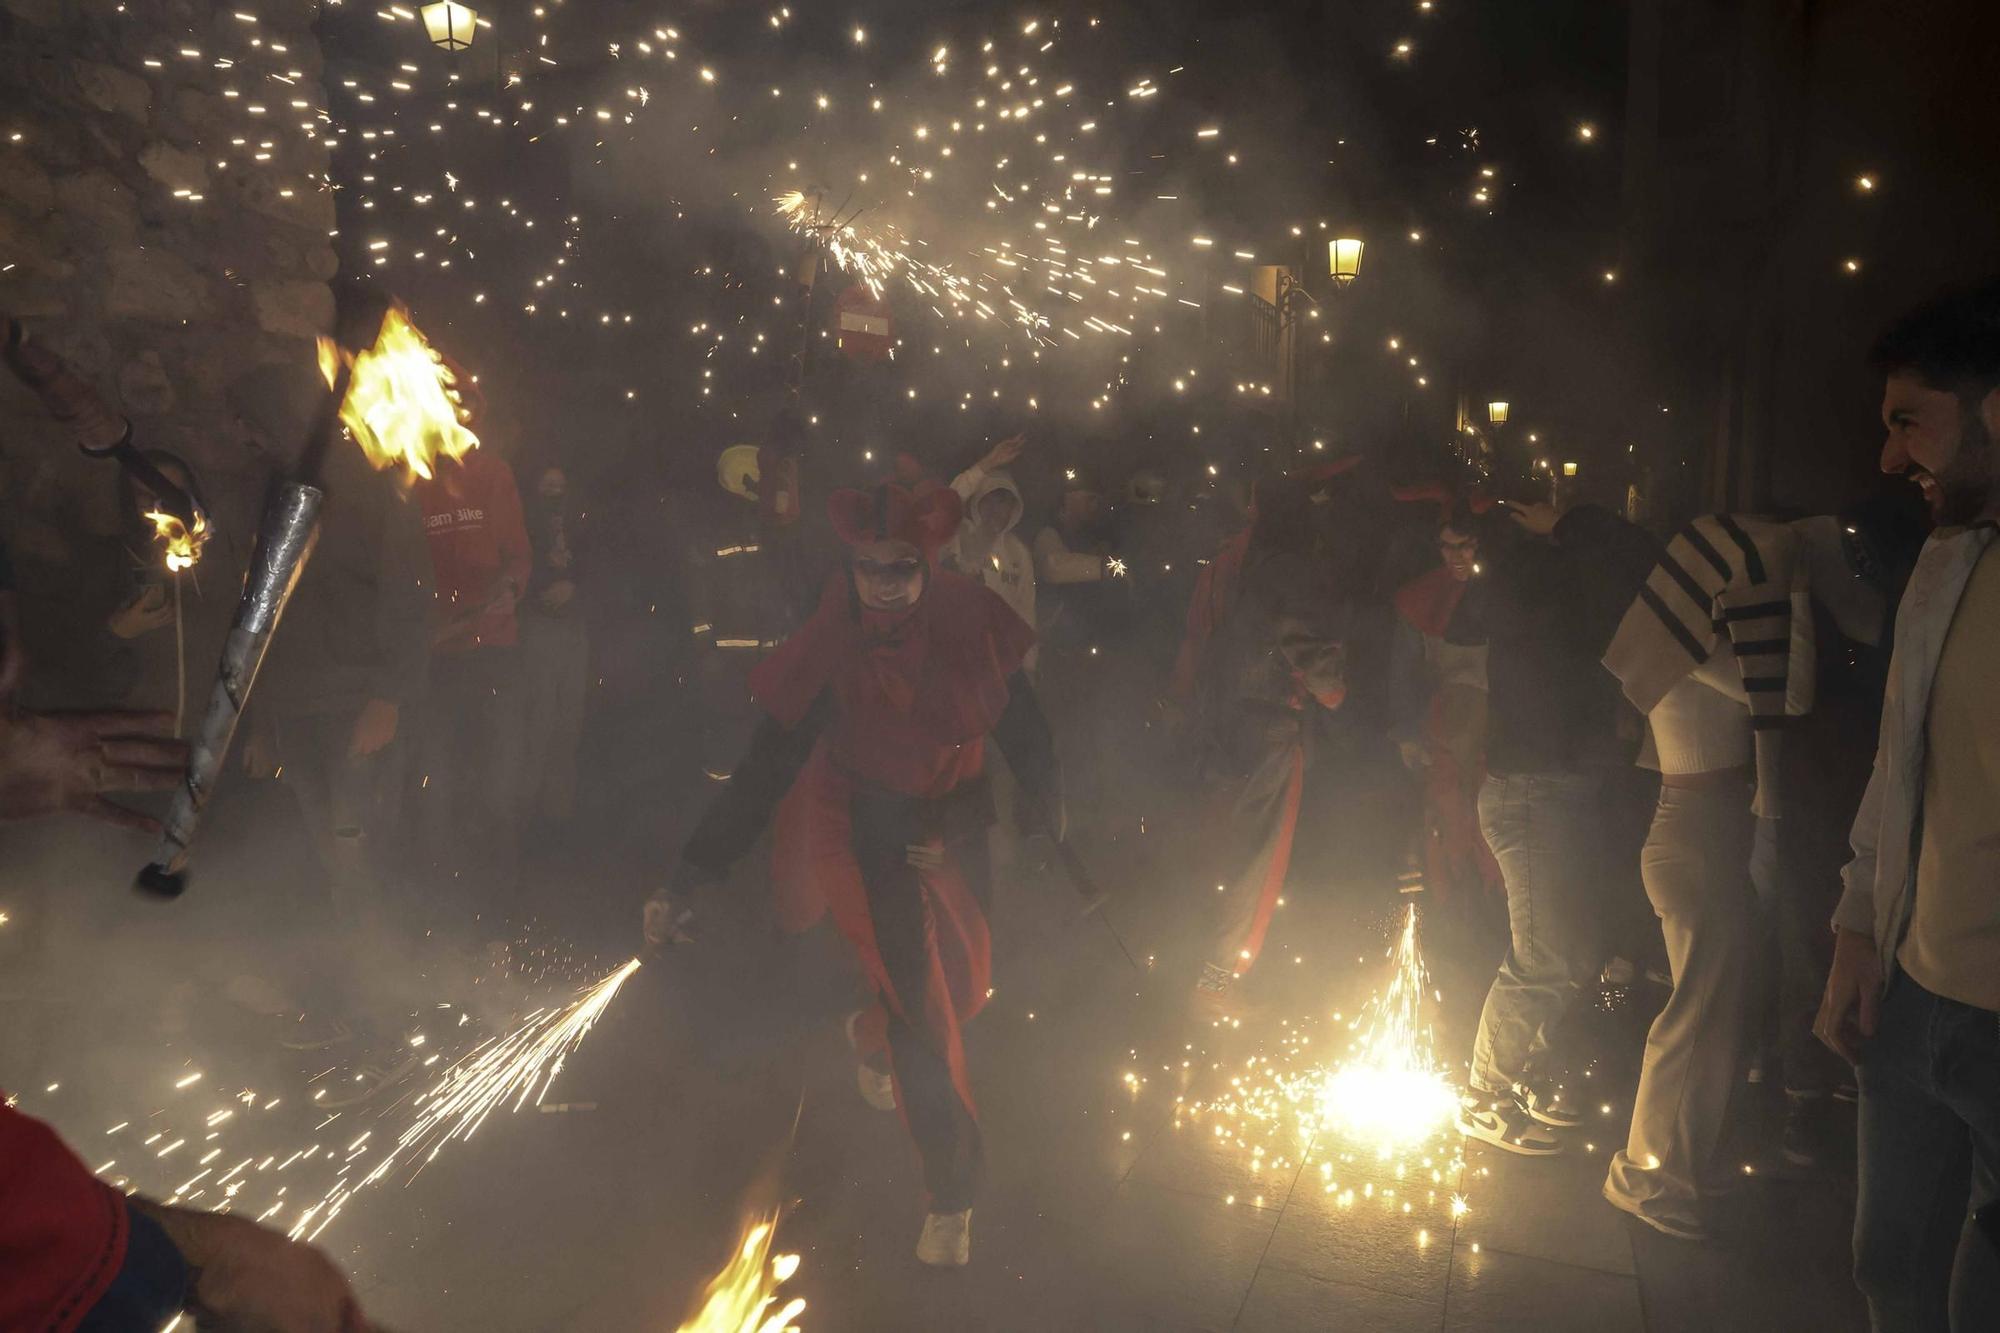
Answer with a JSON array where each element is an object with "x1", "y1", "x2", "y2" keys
[
  {"x1": 1562, "y1": 461, "x2": 1580, "y2": 477},
  {"x1": 421, "y1": 1, "x2": 479, "y2": 50},
  {"x1": 1487, "y1": 400, "x2": 1510, "y2": 425},
  {"x1": 1328, "y1": 237, "x2": 1365, "y2": 287}
]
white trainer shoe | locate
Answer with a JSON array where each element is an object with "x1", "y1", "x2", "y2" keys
[
  {"x1": 916, "y1": 1208, "x2": 971, "y2": 1267},
  {"x1": 845, "y1": 1010, "x2": 897, "y2": 1110},
  {"x1": 856, "y1": 1062, "x2": 898, "y2": 1111}
]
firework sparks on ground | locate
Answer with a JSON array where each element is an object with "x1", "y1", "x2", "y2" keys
[
  {"x1": 673, "y1": 1211, "x2": 806, "y2": 1333},
  {"x1": 1318, "y1": 904, "x2": 1460, "y2": 1152},
  {"x1": 288, "y1": 957, "x2": 642, "y2": 1241},
  {"x1": 1150, "y1": 901, "x2": 1466, "y2": 1246}
]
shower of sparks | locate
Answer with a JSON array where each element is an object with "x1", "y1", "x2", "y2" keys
[
  {"x1": 774, "y1": 191, "x2": 1056, "y2": 344},
  {"x1": 674, "y1": 1212, "x2": 806, "y2": 1333},
  {"x1": 1318, "y1": 904, "x2": 1459, "y2": 1151},
  {"x1": 286, "y1": 957, "x2": 642, "y2": 1242},
  {"x1": 1150, "y1": 902, "x2": 1465, "y2": 1254}
]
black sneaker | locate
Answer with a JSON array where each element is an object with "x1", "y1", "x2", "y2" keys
[
  {"x1": 1515, "y1": 1079, "x2": 1584, "y2": 1129},
  {"x1": 1780, "y1": 1091, "x2": 1824, "y2": 1168},
  {"x1": 1458, "y1": 1092, "x2": 1564, "y2": 1156}
]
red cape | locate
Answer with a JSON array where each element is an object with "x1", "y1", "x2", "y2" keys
[{"x1": 1169, "y1": 526, "x2": 1252, "y2": 704}]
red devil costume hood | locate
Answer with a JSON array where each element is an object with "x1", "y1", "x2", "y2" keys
[{"x1": 748, "y1": 483, "x2": 1035, "y2": 797}]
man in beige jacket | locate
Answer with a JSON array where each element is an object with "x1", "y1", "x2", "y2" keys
[{"x1": 1817, "y1": 280, "x2": 2000, "y2": 1332}]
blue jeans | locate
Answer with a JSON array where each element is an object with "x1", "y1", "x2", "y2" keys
[
  {"x1": 1854, "y1": 973, "x2": 2000, "y2": 1332},
  {"x1": 1469, "y1": 771, "x2": 1602, "y2": 1094}
]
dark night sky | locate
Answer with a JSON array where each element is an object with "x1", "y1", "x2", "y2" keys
[{"x1": 312, "y1": 0, "x2": 1997, "y2": 522}]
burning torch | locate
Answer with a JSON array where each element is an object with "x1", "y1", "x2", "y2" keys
[
  {"x1": 2, "y1": 315, "x2": 211, "y2": 573},
  {"x1": 136, "y1": 297, "x2": 473, "y2": 896}
]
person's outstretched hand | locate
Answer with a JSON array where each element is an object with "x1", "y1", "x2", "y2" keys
[
  {"x1": 138, "y1": 1202, "x2": 367, "y2": 1333},
  {"x1": 980, "y1": 433, "x2": 1027, "y2": 473},
  {"x1": 0, "y1": 709, "x2": 186, "y2": 831},
  {"x1": 1501, "y1": 499, "x2": 1560, "y2": 536},
  {"x1": 642, "y1": 890, "x2": 696, "y2": 950}
]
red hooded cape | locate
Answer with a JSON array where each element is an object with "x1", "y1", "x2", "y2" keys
[{"x1": 754, "y1": 569, "x2": 1035, "y2": 1152}]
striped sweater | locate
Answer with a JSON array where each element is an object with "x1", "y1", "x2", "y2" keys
[{"x1": 1602, "y1": 513, "x2": 1815, "y2": 817}]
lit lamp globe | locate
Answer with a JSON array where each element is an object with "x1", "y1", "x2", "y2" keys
[
  {"x1": 1487, "y1": 400, "x2": 1510, "y2": 425},
  {"x1": 1328, "y1": 237, "x2": 1364, "y2": 288},
  {"x1": 421, "y1": 1, "x2": 478, "y2": 50}
]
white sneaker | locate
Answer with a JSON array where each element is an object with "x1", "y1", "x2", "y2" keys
[
  {"x1": 1456, "y1": 1093, "x2": 1563, "y2": 1156},
  {"x1": 845, "y1": 1010, "x2": 898, "y2": 1110},
  {"x1": 857, "y1": 1061, "x2": 898, "y2": 1111},
  {"x1": 916, "y1": 1208, "x2": 971, "y2": 1267}
]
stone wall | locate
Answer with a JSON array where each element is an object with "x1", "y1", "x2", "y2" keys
[
  {"x1": 0, "y1": 0, "x2": 336, "y2": 535},
  {"x1": 0, "y1": 0, "x2": 339, "y2": 705}
]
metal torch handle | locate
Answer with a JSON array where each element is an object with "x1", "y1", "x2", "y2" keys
[{"x1": 136, "y1": 482, "x2": 324, "y2": 897}]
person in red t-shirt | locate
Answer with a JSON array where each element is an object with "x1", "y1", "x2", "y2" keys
[{"x1": 412, "y1": 447, "x2": 534, "y2": 926}]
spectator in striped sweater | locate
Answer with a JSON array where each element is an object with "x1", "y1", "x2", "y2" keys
[{"x1": 1599, "y1": 513, "x2": 1816, "y2": 1240}]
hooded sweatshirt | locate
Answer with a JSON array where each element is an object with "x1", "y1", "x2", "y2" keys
[{"x1": 943, "y1": 465, "x2": 1037, "y2": 667}]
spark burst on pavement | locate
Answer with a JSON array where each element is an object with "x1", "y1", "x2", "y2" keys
[
  {"x1": 1153, "y1": 903, "x2": 1466, "y2": 1247},
  {"x1": 287, "y1": 957, "x2": 643, "y2": 1241},
  {"x1": 1318, "y1": 904, "x2": 1460, "y2": 1151}
]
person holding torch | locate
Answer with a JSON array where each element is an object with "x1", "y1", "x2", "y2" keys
[{"x1": 644, "y1": 480, "x2": 1062, "y2": 1269}]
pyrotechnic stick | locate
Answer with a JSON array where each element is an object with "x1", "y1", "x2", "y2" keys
[
  {"x1": 134, "y1": 288, "x2": 400, "y2": 895},
  {"x1": 1040, "y1": 821, "x2": 1141, "y2": 973},
  {"x1": 136, "y1": 478, "x2": 326, "y2": 898},
  {"x1": 1011, "y1": 777, "x2": 1141, "y2": 971}
]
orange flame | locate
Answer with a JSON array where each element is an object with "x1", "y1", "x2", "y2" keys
[
  {"x1": 316, "y1": 304, "x2": 478, "y2": 480},
  {"x1": 144, "y1": 506, "x2": 209, "y2": 572},
  {"x1": 674, "y1": 1212, "x2": 805, "y2": 1333}
]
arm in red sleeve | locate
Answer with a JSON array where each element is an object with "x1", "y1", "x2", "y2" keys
[
  {"x1": 0, "y1": 1103, "x2": 130, "y2": 1332},
  {"x1": 486, "y1": 454, "x2": 533, "y2": 598},
  {"x1": 1168, "y1": 562, "x2": 1219, "y2": 704}
]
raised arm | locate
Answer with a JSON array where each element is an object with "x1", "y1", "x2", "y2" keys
[
  {"x1": 679, "y1": 691, "x2": 831, "y2": 878},
  {"x1": 1033, "y1": 526, "x2": 1108, "y2": 585}
]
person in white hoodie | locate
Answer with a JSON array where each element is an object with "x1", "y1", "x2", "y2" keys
[
  {"x1": 941, "y1": 435, "x2": 1043, "y2": 862},
  {"x1": 942, "y1": 434, "x2": 1037, "y2": 670}
]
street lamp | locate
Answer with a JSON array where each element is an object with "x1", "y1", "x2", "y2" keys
[
  {"x1": 421, "y1": 1, "x2": 478, "y2": 50},
  {"x1": 1487, "y1": 400, "x2": 1510, "y2": 425},
  {"x1": 1327, "y1": 237, "x2": 1364, "y2": 288}
]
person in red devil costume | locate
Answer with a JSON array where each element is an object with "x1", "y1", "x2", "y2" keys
[
  {"x1": 642, "y1": 481, "x2": 1060, "y2": 1269},
  {"x1": 1166, "y1": 473, "x2": 1348, "y2": 1017}
]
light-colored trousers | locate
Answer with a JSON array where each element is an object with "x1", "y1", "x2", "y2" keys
[{"x1": 1606, "y1": 778, "x2": 1757, "y2": 1219}]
